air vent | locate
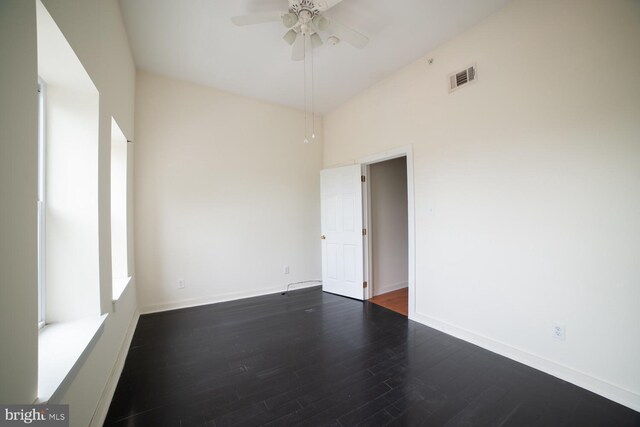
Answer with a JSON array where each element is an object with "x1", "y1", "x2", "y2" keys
[{"x1": 449, "y1": 64, "x2": 477, "y2": 92}]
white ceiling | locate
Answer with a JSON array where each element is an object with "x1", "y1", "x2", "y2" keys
[{"x1": 119, "y1": 0, "x2": 509, "y2": 114}]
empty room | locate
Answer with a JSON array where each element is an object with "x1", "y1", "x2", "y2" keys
[{"x1": 1, "y1": 0, "x2": 639, "y2": 426}]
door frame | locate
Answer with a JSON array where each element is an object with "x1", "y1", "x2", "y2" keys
[{"x1": 359, "y1": 145, "x2": 415, "y2": 319}]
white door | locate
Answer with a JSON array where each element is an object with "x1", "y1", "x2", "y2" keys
[{"x1": 320, "y1": 165, "x2": 364, "y2": 300}]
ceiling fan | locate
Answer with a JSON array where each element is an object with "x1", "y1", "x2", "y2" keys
[{"x1": 231, "y1": 0, "x2": 369, "y2": 61}]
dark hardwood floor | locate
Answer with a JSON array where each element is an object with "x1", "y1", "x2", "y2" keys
[{"x1": 105, "y1": 287, "x2": 640, "y2": 426}]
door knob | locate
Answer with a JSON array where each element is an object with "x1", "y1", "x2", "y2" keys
[{"x1": 321, "y1": 235, "x2": 326, "y2": 240}]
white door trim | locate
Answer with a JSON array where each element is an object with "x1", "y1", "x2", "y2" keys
[
  {"x1": 359, "y1": 145, "x2": 416, "y2": 319},
  {"x1": 362, "y1": 164, "x2": 373, "y2": 298}
]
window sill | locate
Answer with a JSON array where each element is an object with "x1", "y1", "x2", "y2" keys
[
  {"x1": 37, "y1": 314, "x2": 107, "y2": 403},
  {"x1": 112, "y1": 276, "x2": 132, "y2": 302}
]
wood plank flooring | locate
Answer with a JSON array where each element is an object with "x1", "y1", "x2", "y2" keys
[
  {"x1": 105, "y1": 287, "x2": 640, "y2": 426},
  {"x1": 369, "y1": 288, "x2": 408, "y2": 316}
]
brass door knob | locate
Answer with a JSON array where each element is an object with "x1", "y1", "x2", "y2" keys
[{"x1": 320, "y1": 235, "x2": 326, "y2": 240}]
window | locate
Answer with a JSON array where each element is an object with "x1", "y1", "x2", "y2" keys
[
  {"x1": 37, "y1": 78, "x2": 46, "y2": 328},
  {"x1": 36, "y1": 0, "x2": 105, "y2": 402},
  {"x1": 37, "y1": 0, "x2": 101, "y2": 323},
  {"x1": 111, "y1": 118, "x2": 130, "y2": 299}
]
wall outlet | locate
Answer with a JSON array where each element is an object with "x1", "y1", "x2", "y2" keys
[
  {"x1": 283, "y1": 266, "x2": 290, "y2": 275},
  {"x1": 552, "y1": 324, "x2": 566, "y2": 341},
  {"x1": 178, "y1": 279, "x2": 185, "y2": 289}
]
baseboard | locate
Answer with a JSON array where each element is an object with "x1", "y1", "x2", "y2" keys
[
  {"x1": 373, "y1": 281, "x2": 408, "y2": 297},
  {"x1": 140, "y1": 283, "x2": 320, "y2": 315},
  {"x1": 410, "y1": 312, "x2": 640, "y2": 413},
  {"x1": 89, "y1": 309, "x2": 140, "y2": 427}
]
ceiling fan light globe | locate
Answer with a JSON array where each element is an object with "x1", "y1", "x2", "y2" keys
[
  {"x1": 282, "y1": 13, "x2": 298, "y2": 28},
  {"x1": 311, "y1": 33, "x2": 323, "y2": 48},
  {"x1": 283, "y1": 29, "x2": 298, "y2": 45},
  {"x1": 312, "y1": 15, "x2": 326, "y2": 29}
]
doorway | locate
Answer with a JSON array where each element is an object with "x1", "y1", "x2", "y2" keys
[
  {"x1": 364, "y1": 157, "x2": 409, "y2": 316},
  {"x1": 319, "y1": 145, "x2": 415, "y2": 317}
]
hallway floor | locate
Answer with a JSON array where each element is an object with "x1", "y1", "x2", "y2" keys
[{"x1": 369, "y1": 288, "x2": 408, "y2": 316}]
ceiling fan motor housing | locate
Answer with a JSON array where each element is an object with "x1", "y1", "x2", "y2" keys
[
  {"x1": 289, "y1": 0, "x2": 321, "y2": 17},
  {"x1": 288, "y1": 1, "x2": 319, "y2": 36}
]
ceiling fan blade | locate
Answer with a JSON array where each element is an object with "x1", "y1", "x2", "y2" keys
[
  {"x1": 314, "y1": 16, "x2": 368, "y2": 48},
  {"x1": 314, "y1": 0, "x2": 344, "y2": 12},
  {"x1": 291, "y1": 33, "x2": 306, "y2": 61},
  {"x1": 231, "y1": 12, "x2": 284, "y2": 26}
]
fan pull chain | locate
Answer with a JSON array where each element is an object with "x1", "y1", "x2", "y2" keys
[
  {"x1": 303, "y1": 35, "x2": 308, "y2": 144},
  {"x1": 311, "y1": 40, "x2": 315, "y2": 141}
]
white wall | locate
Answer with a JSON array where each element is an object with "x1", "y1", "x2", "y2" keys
[
  {"x1": 370, "y1": 157, "x2": 408, "y2": 296},
  {"x1": 1, "y1": 0, "x2": 138, "y2": 423},
  {"x1": 38, "y1": 0, "x2": 138, "y2": 422},
  {"x1": 40, "y1": 0, "x2": 136, "y2": 317},
  {"x1": 324, "y1": 0, "x2": 640, "y2": 411},
  {"x1": 0, "y1": 0, "x2": 39, "y2": 405},
  {"x1": 37, "y1": 0, "x2": 138, "y2": 423},
  {"x1": 135, "y1": 71, "x2": 323, "y2": 312}
]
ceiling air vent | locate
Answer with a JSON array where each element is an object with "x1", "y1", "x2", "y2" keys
[{"x1": 449, "y1": 64, "x2": 477, "y2": 93}]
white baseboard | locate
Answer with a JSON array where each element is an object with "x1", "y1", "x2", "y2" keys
[
  {"x1": 410, "y1": 312, "x2": 640, "y2": 413},
  {"x1": 373, "y1": 281, "x2": 408, "y2": 297},
  {"x1": 89, "y1": 309, "x2": 140, "y2": 427},
  {"x1": 140, "y1": 283, "x2": 320, "y2": 315}
]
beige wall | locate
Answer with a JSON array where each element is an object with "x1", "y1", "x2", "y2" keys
[
  {"x1": 1, "y1": 0, "x2": 138, "y2": 423},
  {"x1": 370, "y1": 157, "x2": 408, "y2": 296},
  {"x1": 324, "y1": 0, "x2": 640, "y2": 410},
  {"x1": 0, "y1": 0, "x2": 39, "y2": 405},
  {"x1": 135, "y1": 71, "x2": 323, "y2": 312}
]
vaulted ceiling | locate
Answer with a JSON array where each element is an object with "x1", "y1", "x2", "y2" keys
[{"x1": 119, "y1": 0, "x2": 509, "y2": 114}]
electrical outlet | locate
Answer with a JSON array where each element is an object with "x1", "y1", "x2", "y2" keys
[
  {"x1": 283, "y1": 266, "x2": 290, "y2": 275},
  {"x1": 552, "y1": 324, "x2": 566, "y2": 341},
  {"x1": 178, "y1": 279, "x2": 185, "y2": 289}
]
